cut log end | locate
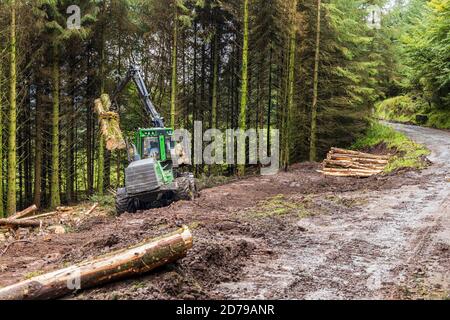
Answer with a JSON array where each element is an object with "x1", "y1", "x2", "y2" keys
[{"x1": 320, "y1": 147, "x2": 390, "y2": 177}]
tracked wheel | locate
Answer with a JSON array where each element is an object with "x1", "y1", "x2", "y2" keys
[
  {"x1": 115, "y1": 187, "x2": 139, "y2": 214},
  {"x1": 175, "y1": 173, "x2": 198, "y2": 201}
]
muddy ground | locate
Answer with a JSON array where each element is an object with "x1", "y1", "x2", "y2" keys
[{"x1": 0, "y1": 123, "x2": 448, "y2": 300}]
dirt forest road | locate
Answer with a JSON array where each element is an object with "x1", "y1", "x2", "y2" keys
[
  {"x1": 218, "y1": 122, "x2": 450, "y2": 300},
  {"x1": 0, "y1": 123, "x2": 449, "y2": 300}
]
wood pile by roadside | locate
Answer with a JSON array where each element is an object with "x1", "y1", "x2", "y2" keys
[{"x1": 318, "y1": 147, "x2": 391, "y2": 177}]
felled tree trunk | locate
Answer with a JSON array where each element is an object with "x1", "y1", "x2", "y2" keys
[
  {"x1": 330, "y1": 147, "x2": 391, "y2": 159},
  {"x1": 0, "y1": 218, "x2": 41, "y2": 228},
  {"x1": 0, "y1": 226, "x2": 193, "y2": 300},
  {"x1": 8, "y1": 205, "x2": 38, "y2": 220}
]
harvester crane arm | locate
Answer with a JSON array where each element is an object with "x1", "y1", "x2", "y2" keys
[{"x1": 111, "y1": 65, "x2": 164, "y2": 128}]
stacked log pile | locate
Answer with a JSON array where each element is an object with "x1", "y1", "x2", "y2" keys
[{"x1": 318, "y1": 147, "x2": 391, "y2": 177}]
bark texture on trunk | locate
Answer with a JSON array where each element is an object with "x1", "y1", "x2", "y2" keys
[
  {"x1": 0, "y1": 226, "x2": 193, "y2": 300},
  {"x1": 309, "y1": 0, "x2": 322, "y2": 162},
  {"x1": 7, "y1": 0, "x2": 17, "y2": 216}
]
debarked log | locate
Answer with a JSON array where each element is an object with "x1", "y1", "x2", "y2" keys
[
  {"x1": 8, "y1": 205, "x2": 38, "y2": 220},
  {"x1": 330, "y1": 147, "x2": 391, "y2": 160},
  {"x1": 328, "y1": 154, "x2": 389, "y2": 165},
  {"x1": 323, "y1": 159, "x2": 385, "y2": 170},
  {"x1": 321, "y1": 167, "x2": 383, "y2": 174},
  {"x1": 317, "y1": 170, "x2": 375, "y2": 177},
  {"x1": 0, "y1": 226, "x2": 193, "y2": 300}
]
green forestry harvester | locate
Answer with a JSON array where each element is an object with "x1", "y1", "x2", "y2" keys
[{"x1": 106, "y1": 65, "x2": 197, "y2": 214}]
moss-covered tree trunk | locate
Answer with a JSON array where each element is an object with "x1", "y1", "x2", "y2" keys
[
  {"x1": 6, "y1": 0, "x2": 17, "y2": 216},
  {"x1": 309, "y1": 0, "x2": 321, "y2": 162},
  {"x1": 285, "y1": 0, "x2": 297, "y2": 170},
  {"x1": 66, "y1": 81, "x2": 75, "y2": 203},
  {"x1": 97, "y1": 21, "x2": 106, "y2": 196},
  {"x1": 170, "y1": 7, "x2": 178, "y2": 129},
  {"x1": 50, "y1": 43, "x2": 61, "y2": 208},
  {"x1": 34, "y1": 89, "x2": 43, "y2": 208},
  {"x1": 266, "y1": 46, "x2": 273, "y2": 155},
  {"x1": 238, "y1": 0, "x2": 249, "y2": 176}
]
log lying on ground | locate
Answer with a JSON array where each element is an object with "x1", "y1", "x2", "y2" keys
[
  {"x1": 321, "y1": 167, "x2": 383, "y2": 174},
  {"x1": 328, "y1": 154, "x2": 389, "y2": 164},
  {"x1": 20, "y1": 211, "x2": 59, "y2": 221},
  {"x1": 8, "y1": 205, "x2": 38, "y2": 220},
  {"x1": 330, "y1": 147, "x2": 391, "y2": 160},
  {"x1": 0, "y1": 219, "x2": 41, "y2": 228},
  {"x1": 323, "y1": 159, "x2": 384, "y2": 170},
  {"x1": 0, "y1": 226, "x2": 193, "y2": 300},
  {"x1": 317, "y1": 170, "x2": 375, "y2": 177}
]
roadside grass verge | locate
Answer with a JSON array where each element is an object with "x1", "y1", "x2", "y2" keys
[
  {"x1": 353, "y1": 122, "x2": 430, "y2": 172},
  {"x1": 376, "y1": 95, "x2": 450, "y2": 130}
]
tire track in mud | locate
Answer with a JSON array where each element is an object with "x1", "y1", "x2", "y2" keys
[{"x1": 219, "y1": 123, "x2": 450, "y2": 299}]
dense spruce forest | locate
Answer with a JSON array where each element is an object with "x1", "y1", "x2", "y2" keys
[{"x1": 0, "y1": 0, "x2": 448, "y2": 216}]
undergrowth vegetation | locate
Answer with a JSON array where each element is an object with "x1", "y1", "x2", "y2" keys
[
  {"x1": 375, "y1": 95, "x2": 450, "y2": 130},
  {"x1": 353, "y1": 123, "x2": 430, "y2": 172}
]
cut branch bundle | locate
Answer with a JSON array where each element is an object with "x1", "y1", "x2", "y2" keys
[
  {"x1": 94, "y1": 94, "x2": 126, "y2": 151},
  {"x1": 0, "y1": 226, "x2": 193, "y2": 300},
  {"x1": 318, "y1": 147, "x2": 391, "y2": 177}
]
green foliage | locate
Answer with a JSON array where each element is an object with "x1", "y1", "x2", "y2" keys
[
  {"x1": 376, "y1": 95, "x2": 450, "y2": 129},
  {"x1": 353, "y1": 122, "x2": 430, "y2": 172},
  {"x1": 401, "y1": 0, "x2": 450, "y2": 109},
  {"x1": 292, "y1": 0, "x2": 382, "y2": 161},
  {"x1": 381, "y1": 0, "x2": 449, "y2": 111},
  {"x1": 89, "y1": 194, "x2": 116, "y2": 215},
  {"x1": 376, "y1": 95, "x2": 421, "y2": 122},
  {"x1": 246, "y1": 194, "x2": 314, "y2": 219}
]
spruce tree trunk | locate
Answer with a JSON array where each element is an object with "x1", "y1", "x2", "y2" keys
[
  {"x1": 192, "y1": 23, "x2": 198, "y2": 176},
  {"x1": 266, "y1": 47, "x2": 273, "y2": 155},
  {"x1": 170, "y1": 7, "x2": 178, "y2": 128},
  {"x1": 97, "y1": 132, "x2": 105, "y2": 196},
  {"x1": 66, "y1": 82, "x2": 75, "y2": 203},
  {"x1": 238, "y1": 0, "x2": 249, "y2": 176},
  {"x1": 0, "y1": 44, "x2": 3, "y2": 218},
  {"x1": 86, "y1": 48, "x2": 94, "y2": 196},
  {"x1": 7, "y1": 0, "x2": 17, "y2": 216},
  {"x1": 50, "y1": 43, "x2": 61, "y2": 208},
  {"x1": 211, "y1": 29, "x2": 219, "y2": 130},
  {"x1": 309, "y1": 0, "x2": 321, "y2": 162},
  {"x1": 33, "y1": 92, "x2": 43, "y2": 208},
  {"x1": 285, "y1": 0, "x2": 297, "y2": 170},
  {"x1": 97, "y1": 23, "x2": 106, "y2": 196}
]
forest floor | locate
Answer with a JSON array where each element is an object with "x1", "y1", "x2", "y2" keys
[{"x1": 0, "y1": 123, "x2": 449, "y2": 300}]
